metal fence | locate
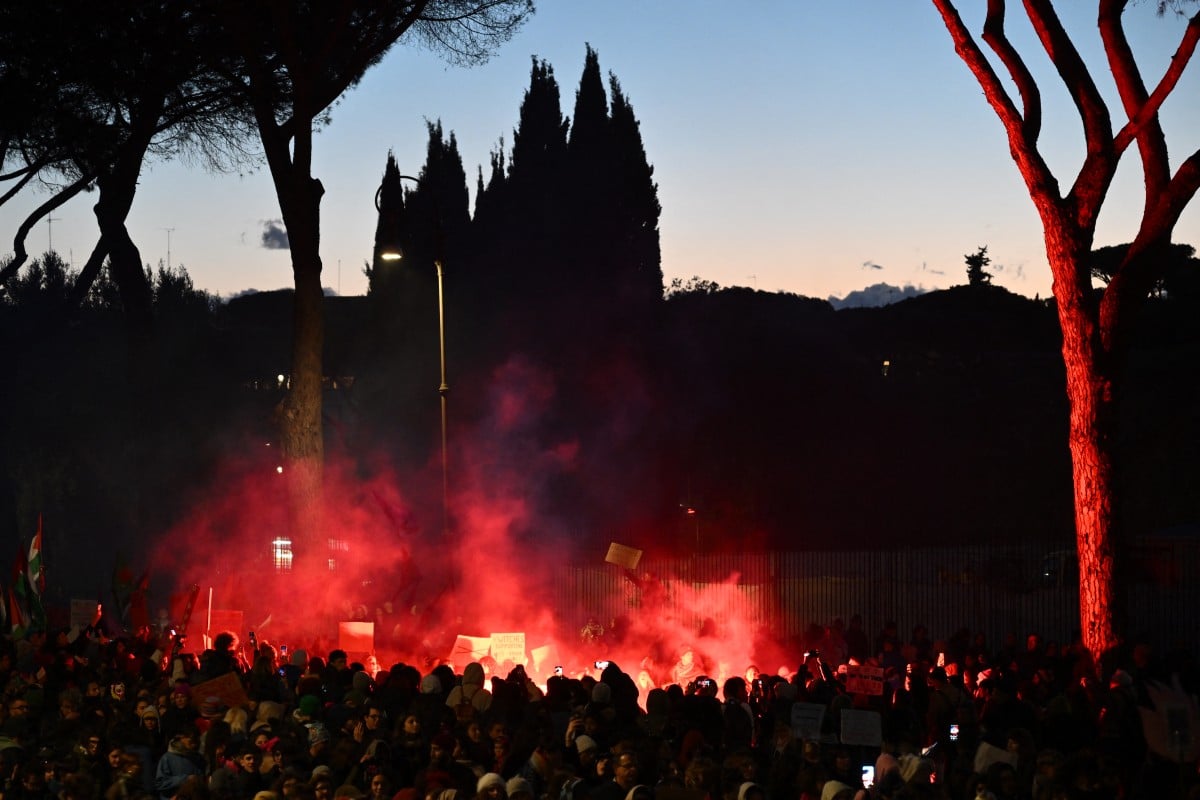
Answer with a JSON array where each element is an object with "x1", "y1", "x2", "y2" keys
[{"x1": 551, "y1": 542, "x2": 1199, "y2": 656}]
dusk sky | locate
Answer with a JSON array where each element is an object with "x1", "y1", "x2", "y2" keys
[{"x1": 3, "y1": 2, "x2": 1197, "y2": 302}]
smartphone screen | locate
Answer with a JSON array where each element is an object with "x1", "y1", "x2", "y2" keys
[
  {"x1": 861, "y1": 766, "x2": 875, "y2": 788},
  {"x1": 950, "y1": 723, "x2": 960, "y2": 741}
]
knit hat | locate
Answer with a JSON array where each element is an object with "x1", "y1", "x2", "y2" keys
[
  {"x1": 298, "y1": 694, "x2": 321, "y2": 718},
  {"x1": 505, "y1": 778, "x2": 532, "y2": 798},
  {"x1": 291, "y1": 649, "x2": 308, "y2": 667},
  {"x1": 200, "y1": 696, "x2": 225, "y2": 718},
  {"x1": 172, "y1": 682, "x2": 191, "y2": 697},
  {"x1": 737, "y1": 784, "x2": 764, "y2": 800},
  {"x1": 476, "y1": 774, "x2": 505, "y2": 795},
  {"x1": 306, "y1": 722, "x2": 330, "y2": 746},
  {"x1": 140, "y1": 706, "x2": 160, "y2": 720},
  {"x1": 575, "y1": 735, "x2": 598, "y2": 754},
  {"x1": 820, "y1": 781, "x2": 854, "y2": 800},
  {"x1": 420, "y1": 674, "x2": 443, "y2": 694},
  {"x1": 591, "y1": 682, "x2": 612, "y2": 704}
]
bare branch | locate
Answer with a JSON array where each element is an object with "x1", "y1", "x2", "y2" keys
[
  {"x1": 0, "y1": 167, "x2": 38, "y2": 208},
  {"x1": 931, "y1": 0, "x2": 1063, "y2": 207},
  {"x1": 1111, "y1": 7, "x2": 1200, "y2": 156},
  {"x1": 981, "y1": 0, "x2": 1043, "y2": 142},
  {"x1": 1, "y1": 173, "x2": 94, "y2": 284},
  {"x1": 1101, "y1": 0, "x2": 1170, "y2": 207}
]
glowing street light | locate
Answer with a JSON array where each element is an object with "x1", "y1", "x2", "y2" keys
[{"x1": 374, "y1": 170, "x2": 449, "y2": 538}]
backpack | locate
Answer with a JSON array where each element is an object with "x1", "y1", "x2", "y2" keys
[{"x1": 455, "y1": 685, "x2": 478, "y2": 724}]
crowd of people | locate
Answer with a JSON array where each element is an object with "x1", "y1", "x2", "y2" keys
[{"x1": 0, "y1": 615, "x2": 1195, "y2": 800}]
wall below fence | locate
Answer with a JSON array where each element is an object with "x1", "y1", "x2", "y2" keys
[{"x1": 552, "y1": 542, "x2": 1199, "y2": 659}]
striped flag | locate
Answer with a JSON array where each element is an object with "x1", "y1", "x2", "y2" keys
[
  {"x1": 8, "y1": 546, "x2": 28, "y2": 637},
  {"x1": 27, "y1": 514, "x2": 44, "y2": 596}
]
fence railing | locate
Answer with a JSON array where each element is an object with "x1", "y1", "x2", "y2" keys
[{"x1": 550, "y1": 542, "x2": 1198, "y2": 657}]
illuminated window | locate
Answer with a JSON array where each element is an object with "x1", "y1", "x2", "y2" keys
[{"x1": 272, "y1": 538, "x2": 293, "y2": 572}]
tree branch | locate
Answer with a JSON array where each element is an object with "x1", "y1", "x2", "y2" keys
[
  {"x1": 1111, "y1": 5, "x2": 1200, "y2": 157},
  {"x1": 1, "y1": 172, "x2": 94, "y2": 284},
  {"x1": 1024, "y1": 0, "x2": 1118, "y2": 232},
  {"x1": 930, "y1": 0, "x2": 1063, "y2": 208},
  {"x1": 981, "y1": 0, "x2": 1042, "y2": 143},
  {"x1": 1101, "y1": 0, "x2": 1169, "y2": 204}
]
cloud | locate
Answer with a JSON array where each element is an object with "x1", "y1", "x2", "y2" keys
[
  {"x1": 260, "y1": 219, "x2": 289, "y2": 250},
  {"x1": 861, "y1": 260, "x2": 884, "y2": 270},
  {"x1": 993, "y1": 261, "x2": 1025, "y2": 280},
  {"x1": 828, "y1": 282, "x2": 928, "y2": 310}
]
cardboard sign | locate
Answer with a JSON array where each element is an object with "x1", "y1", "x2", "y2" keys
[
  {"x1": 190, "y1": 670, "x2": 249, "y2": 711},
  {"x1": 844, "y1": 664, "x2": 885, "y2": 696},
  {"x1": 605, "y1": 542, "x2": 643, "y2": 570},
  {"x1": 338, "y1": 621, "x2": 374, "y2": 654},
  {"x1": 490, "y1": 632, "x2": 526, "y2": 666},
  {"x1": 840, "y1": 709, "x2": 883, "y2": 746},
  {"x1": 450, "y1": 635, "x2": 492, "y2": 665},
  {"x1": 791, "y1": 702, "x2": 825, "y2": 741},
  {"x1": 529, "y1": 644, "x2": 560, "y2": 677}
]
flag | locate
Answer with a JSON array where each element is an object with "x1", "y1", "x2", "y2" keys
[
  {"x1": 7, "y1": 555, "x2": 28, "y2": 637},
  {"x1": 27, "y1": 514, "x2": 45, "y2": 595},
  {"x1": 11, "y1": 542, "x2": 28, "y2": 626},
  {"x1": 7, "y1": 587, "x2": 26, "y2": 637}
]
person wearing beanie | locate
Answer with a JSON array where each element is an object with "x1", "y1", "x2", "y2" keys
[
  {"x1": 161, "y1": 683, "x2": 199, "y2": 743},
  {"x1": 737, "y1": 783, "x2": 765, "y2": 800},
  {"x1": 476, "y1": 773, "x2": 506, "y2": 800},
  {"x1": 505, "y1": 777, "x2": 533, "y2": 800},
  {"x1": 295, "y1": 694, "x2": 322, "y2": 723},
  {"x1": 820, "y1": 781, "x2": 855, "y2": 800}
]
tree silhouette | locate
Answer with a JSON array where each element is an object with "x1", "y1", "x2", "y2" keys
[
  {"x1": 0, "y1": 2, "x2": 256, "y2": 328},
  {"x1": 965, "y1": 246, "x2": 993, "y2": 286},
  {"x1": 205, "y1": 0, "x2": 531, "y2": 565},
  {"x1": 933, "y1": 0, "x2": 1200, "y2": 660}
]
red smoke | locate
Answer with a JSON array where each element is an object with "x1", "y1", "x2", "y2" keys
[{"x1": 148, "y1": 355, "x2": 789, "y2": 693}]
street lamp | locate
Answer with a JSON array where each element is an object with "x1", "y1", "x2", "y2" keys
[{"x1": 374, "y1": 171, "x2": 449, "y2": 538}]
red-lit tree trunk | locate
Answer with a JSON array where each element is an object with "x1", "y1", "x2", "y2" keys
[{"x1": 932, "y1": 0, "x2": 1200, "y2": 663}]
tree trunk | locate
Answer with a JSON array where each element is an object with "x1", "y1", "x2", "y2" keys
[
  {"x1": 271, "y1": 155, "x2": 326, "y2": 571},
  {"x1": 92, "y1": 130, "x2": 157, "y2": 332},
  {"x1": 1048, "y1": 243, "x2": 1122, "y2": 661}
]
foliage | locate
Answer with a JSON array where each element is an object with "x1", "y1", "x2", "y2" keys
[
  {"x1": 666, "y1": 276, "x2": 722, "y2": 297},
  {"x1": 1089, "y1": 242, "x2": 1199, "y2": 298},
  {"x1": 964, "y1": 245, "x2": 993, "y2": 286}
]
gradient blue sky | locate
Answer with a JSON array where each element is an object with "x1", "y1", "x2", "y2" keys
[{"x1": 3, "y1": 1, "x2": 1198, "y2": 301}]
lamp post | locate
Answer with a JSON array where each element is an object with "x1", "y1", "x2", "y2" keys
[{"x1": 375, "y1": 171, "x2": 449, "y2": 538}]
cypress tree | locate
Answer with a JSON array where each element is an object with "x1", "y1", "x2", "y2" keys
[{"x1": 608, "y1": 75, "x2": 663, "y2": 308}]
